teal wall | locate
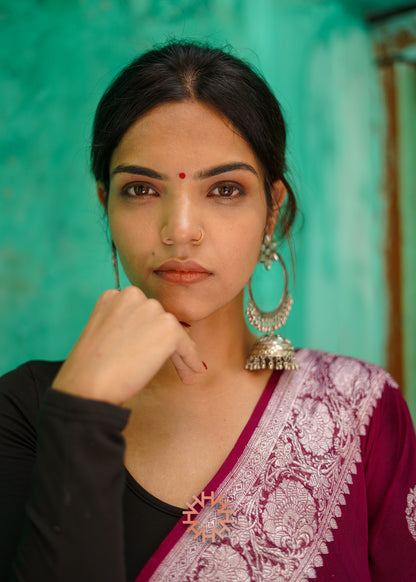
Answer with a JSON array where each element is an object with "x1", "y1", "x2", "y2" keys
[
  {"x1": 0, "y1": 0, "x2": 387, "y2": 381},
  {"x1": 397, "y1": 62, "x2": 416, "y2": 419}
]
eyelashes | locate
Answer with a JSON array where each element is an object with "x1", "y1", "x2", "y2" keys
[
  {"x1": 119, "y1": 181, "x2": 245, "y2": 200},
  {"x1": 121, "y1": 182, "x2": 158, "y2": 198},
  {"x1": 208, "y1": 183, "x2": 245, "y2": 198}
]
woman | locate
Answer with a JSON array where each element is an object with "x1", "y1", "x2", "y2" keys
[{"x1": 1, "y1": 41, "x2": 416, "y2": 582}]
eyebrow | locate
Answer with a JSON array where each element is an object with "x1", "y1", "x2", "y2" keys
[
  {"x1": 110, "y1": 162, "x2": 258, "y2": 180},
  {"x1": 111, "y1": 165, "x2": 166, "y2": 179},
  {"x1": 195, "y1": 162, "x2": 259, "y2": 179}
]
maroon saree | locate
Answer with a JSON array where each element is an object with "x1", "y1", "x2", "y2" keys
[{"x1": 135, "y1": 350, "x2": 416, "y2": 581}]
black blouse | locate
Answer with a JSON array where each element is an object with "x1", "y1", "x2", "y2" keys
[{"x1": 0, "y1": 361, "x2": 182, "y2": 582}]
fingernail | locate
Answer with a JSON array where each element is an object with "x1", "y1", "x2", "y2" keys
[
  {"x1": 202, "y1": 361, "x2": 208, "y2": 370},
  {"x1": 180, "y1": 321, "x2": 191, "y2": 328}
]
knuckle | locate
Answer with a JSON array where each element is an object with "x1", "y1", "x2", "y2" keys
[
  {"x1": 160, "y1": 312, "x2": 178, "y2": 333},
  {"x1": 99, "y1": 289, "x2": 118, "y2": 303},
  {"x1": 120, "y1": 285, "x2": 141, "y2": 300},
  {"x1": 145, "y1": 298, "x2": 163, "y2": 314}
]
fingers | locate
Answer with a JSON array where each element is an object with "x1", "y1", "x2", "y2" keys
[
  {"x1": 75, "y1": 287, "x2": 145, "y2": 342},
  {"x1": 122, "y1": 301, "x2": 204, "y2": 384},
  {"x1": 171, "y1": 340, "x2": 206, "y2": 385},
  {"x1": 53, "y1": 286, "x2": 206, "y2": 405},
  {"x1": 146, "y1": 311, "x2": 205, "y2": 384}
]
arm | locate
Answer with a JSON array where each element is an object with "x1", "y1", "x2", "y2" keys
[
  {"x1": 0, "y1": 363, "x2": 40, "y2": 579},
  {"x1": 364, "y1": 381, "x2": 416, "y2": 581},
  {"x1": 0, "y1": 363, "x2": 130, "y2": 582},
  {"x1": 1, "y1": 286, "x2": 205, "y2": 581}
]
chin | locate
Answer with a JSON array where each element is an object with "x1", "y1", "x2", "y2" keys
[
  {"x1": 163, "y1": 304, "x2": 206, "y2": 324},
  {"x1": 157, "y1": 295, "x2": 217, "y2": 323},
  {"x1": 137, "y1": 282, "x2": 242, "y2": 324}
]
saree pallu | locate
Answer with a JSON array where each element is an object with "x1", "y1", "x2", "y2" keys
[{"x1": 136, "y1": 350, "x2": 416, "y2": 581}]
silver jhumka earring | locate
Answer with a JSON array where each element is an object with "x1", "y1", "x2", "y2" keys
[
  {"x1": 245, "y1": 234, "x2": 298, "y2": 371},
  {"x1": 112, "y1": 241, "x2": 121, "y2": 291}
]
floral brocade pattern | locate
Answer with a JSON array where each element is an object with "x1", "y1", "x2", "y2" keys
[
  {"x1": 406, "y1": 486, "x2": 416, "y2": 542},
  {"x1": 150, "y1": 350, "x2": 391, "y2": 582}
]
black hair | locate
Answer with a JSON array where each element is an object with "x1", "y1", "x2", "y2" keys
[{"x1": 91, "y1": 41, "x2": 297, "y2": 244}]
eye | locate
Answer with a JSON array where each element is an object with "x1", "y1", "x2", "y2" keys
[
  {"x1": 121, "y1": 182, "x2": 158, "y2": 197},
  {"x1": 209, "y1": 183, "x2": 244, "y2": 199}
]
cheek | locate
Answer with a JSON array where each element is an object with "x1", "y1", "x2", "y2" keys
[
  {"x1": 109, "y1": 204, "x2": 154, "y2": 248},
  {"x1": 107, "y1": 213, "x2": 154, "y2": 283},
  {"x1": 220, "y1": 218, "x2": 264, "y2": 279}
]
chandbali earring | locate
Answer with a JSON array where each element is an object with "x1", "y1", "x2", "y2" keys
[
  {"x1": 245, "y1": 234, "x2": 298, "y2": 371},
  {"x1": 112, "y1": 241, "x2": 121, "y2": 291}
]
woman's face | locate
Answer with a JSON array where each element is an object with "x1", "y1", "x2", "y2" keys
[{"x1": 99, "y1": 100, "x2": 279, "y2": 324}]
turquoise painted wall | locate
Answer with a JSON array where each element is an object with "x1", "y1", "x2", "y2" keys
[
  {"x1": 397, "y1": 62, "x2": 416, "y2": 419},
  {"x1": 0, "y1": 0, "x2": 387, "y2": 383}
]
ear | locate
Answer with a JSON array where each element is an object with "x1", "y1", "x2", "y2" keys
[
  {"x1": 265, "y1": 180, "x2": 286, "y2": 238},
  {"x1": 96, "y1": 181, "x2": 108, "y2": 211}
]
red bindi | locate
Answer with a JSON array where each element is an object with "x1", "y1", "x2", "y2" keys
[{"x1": 179, "y1": 172, "x2": 186, "y2": 179}]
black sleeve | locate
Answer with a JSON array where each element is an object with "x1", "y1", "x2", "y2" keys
[{"x1": 0, "y1": 362, "x2": 130, "y2": 582}]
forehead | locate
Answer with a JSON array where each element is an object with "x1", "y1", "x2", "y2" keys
[{"x1": 110, "y1": 101, "x2": 261, "y2": 175}]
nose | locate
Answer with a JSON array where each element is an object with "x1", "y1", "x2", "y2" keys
[{"x1": 160, "y1": 189, "x2": 203, "y2": 246}]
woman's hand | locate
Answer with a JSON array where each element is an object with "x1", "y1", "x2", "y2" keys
[{"x1": 52, "y1": 286, "x2": 205, "y2": 405}]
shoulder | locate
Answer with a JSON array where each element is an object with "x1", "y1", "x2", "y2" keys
[
  {"x1": 0, "y1": 360, "x2": 63, "y2": 422},
  {"x1": 297, "y1": 347, "x2": 397, "y2": 395},
  {"x1": 0, "y1": 360, "x2": 63, "y2": 394},
  {"x1": 294, "y1": 349, "x2": 400, "y2": 433}
]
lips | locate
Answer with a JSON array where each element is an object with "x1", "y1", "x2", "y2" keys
[{"x1": 154, "y1": 259, "x2": 211, "y2": 284}]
